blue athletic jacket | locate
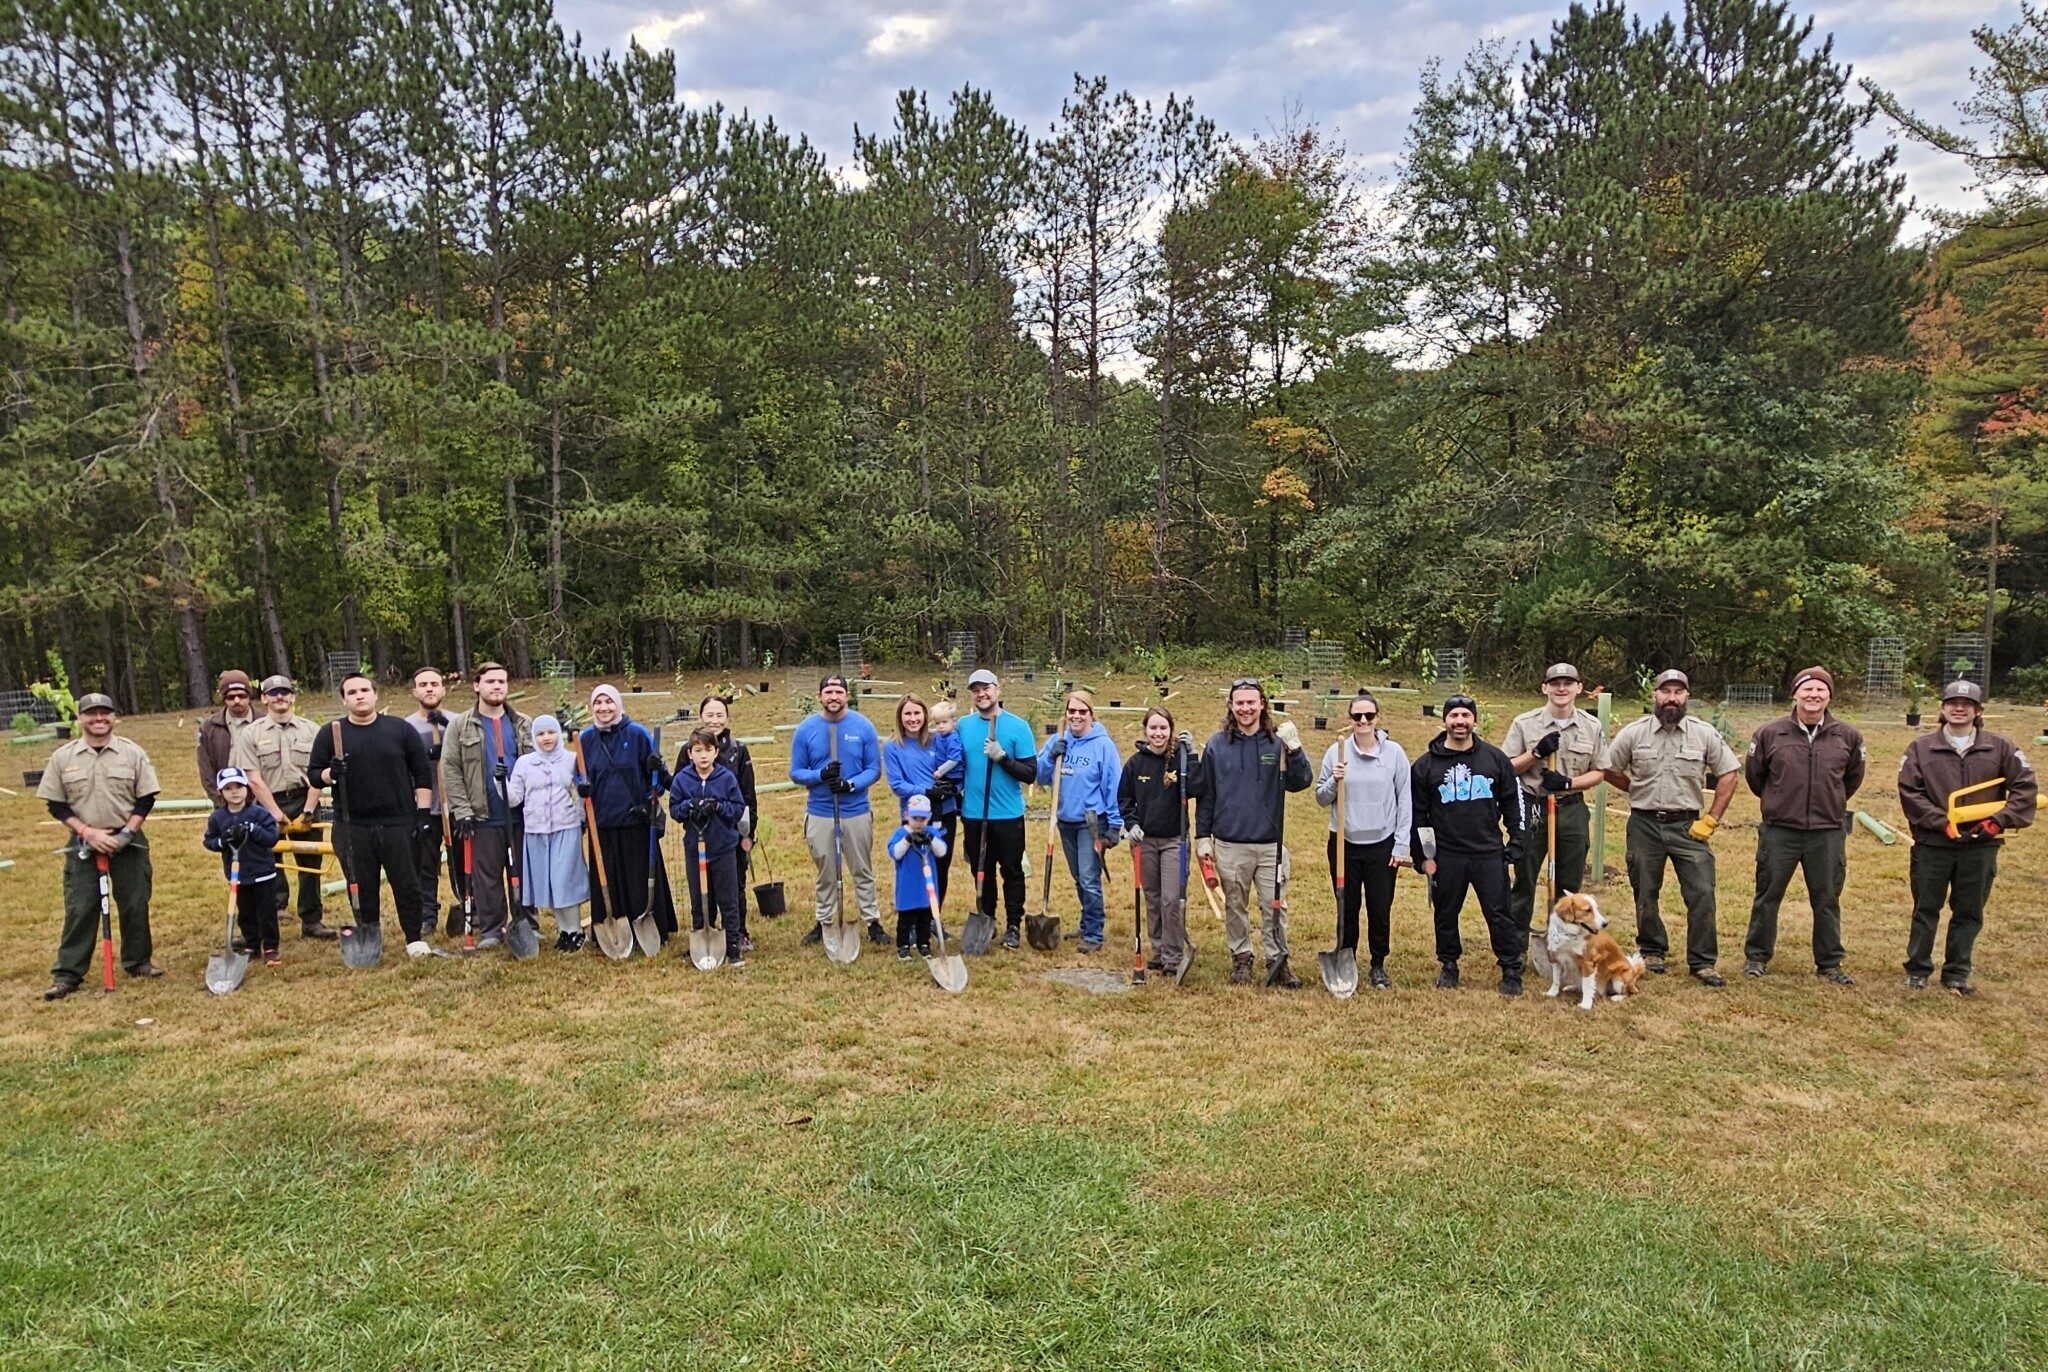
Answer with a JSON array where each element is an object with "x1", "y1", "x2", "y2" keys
[{"x1": 788, "y1": 710, "x2": 883, "y2": 818}]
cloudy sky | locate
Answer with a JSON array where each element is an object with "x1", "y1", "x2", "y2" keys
[{"x1": 560, "y1": 0, "x2": 2015, "y2": 239}]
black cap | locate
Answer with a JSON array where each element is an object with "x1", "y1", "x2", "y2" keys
[
  {"x1": 1442, "y1": 693, "x2": 1478, "y2": 718},
  {"x1": 819, "y1": 673, "x2": 850, "y2": 692}
]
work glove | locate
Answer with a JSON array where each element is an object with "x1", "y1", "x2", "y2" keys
[
  {"x1": 493, "y1": 763, "x2": 509, "y2": 783},
  {"x1": 1176, "y1": 730, "x2": 1195, "y2": 751},
  {"x1": 575, "y1": 780, "x2": 593, "y2": 799},
  {"x1": 1122, "y1": 824, "x2": 1144, "y2": 844},
  {"x1": 415, "y1": 808, "x2": 437, "y2": 838},
  {"x1": 1275, "y1": 719, "x2": 1301, "y2": 752},
  {"x1": 1976, "y1": 819, "x2": 2004, "y2": 841},
  {"x1": 1534, "y1": 731, "x2": 1563, "y2": 759},
  {"x1": 226, "y1": 822, "x2": 252, "y2": 846},
  {"x1": 428, "y1": 710, "x2": 451, "y2": 728},
  {"x1": 108, "y1": 827, "x2": 137, "y2": 853},
  {"x1": 909, "y1": 829, "x2": 933, "y2": 848},
  {"x1": 1688, "y1": 815, "x2": 1719, "y2": 843},
  {"x1": 831, "y1": 777, "x2": 859, "y2": 795},
  {"x1": 1539, "y1": 770, "x2": 1573, "y2": 794},
  {"x1": 324, "y1": 756, "x2": 347, "y2": 783},
  {"x1": 641, "y1": 753, "x2": 660, "y2": 779},
  {"x1": 1196, "y1": 836, "x2": 1214, "y2": 860},
  {"x1": 821, "y1": 759, "x2": 843, "y2": 787},
  {"x1": 628, "y1": 802, "x2": 652, "y2": 825},
  {"x1": 694, "y1": 798, "x2": 721, "y2": 826},
  {"x1": 1099, "y1": 825, "x2": 1120, "y2": 850},
  {"x1": 982, "y1": 734, "x2": 1006, "y2": 760},
  {"x1": 1048, "y1": 736, "x2": 1068, "y2": 760},
  {"x1": 930, "y1": 778, "x2": 958, "y2": 805}
]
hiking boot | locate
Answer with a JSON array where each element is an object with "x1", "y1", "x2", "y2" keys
[
  {"x1": 1692, "y1": 968, "x2": 1726, "y2": 988},
  {"x1": 1078, "y1": 939, "x2": 1101, "y2": 955},
  {"x1": 897, "y1": 945, "x2": 914, "y2": 961},
  {"x1": 263, "y1": 949, "x2": 282, "y2": 966},
  {"x1": 41, "y1": 979, "x2": 80, "y2": 1002},
  {"x1": 1944, "y1": 980, "x2": 1977, "y2": 997},
  {"x1": 1267, "y1": 957, "x2": 1302, "y2": 989},
  {"x1": 867, "y1": 921, "x2": 890, "y2": 945},
  {"x1": 1905, "y1": 973, "x2": 1929, "y2": 990},
  {"x1": 1229, "y1": 952, "x2": 1254, "y2": 985},
  {"x1": 127, "y1": 963, "x2": 164, "y2": 979},
  {"x1": 1146, "y1": 957, "x2": 1166, "y2": 972},
  {"x1": 302, "y1": 921, "x2": 338, "y2": 941},
  {"x1": 1368, "y1": 962, "x2": 1391, "y2": 990},
  {"x1": 1499, "y1": 973, "x2": 1524, "y2": 998},
  {"x1": 800, "y1": 924, "x2": 824, "y2": 947},
  {"x1": 1643, "y1": 953, "x2": 1667, "y2": 975},
  {"x1": 1435, "y1": 961, "x2": 1459, "y2": 990},
  {"x1": 1743, "y1": 960, "x2": 1766, "y2": 979},
  {"x1": 1817, "y1": 967, "x2": 1856, "y2": 987},
  {"x1": 1002, "y1": 925, "x2": 1021, "y2": 950}
]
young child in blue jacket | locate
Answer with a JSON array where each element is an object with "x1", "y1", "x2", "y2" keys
[
  {"x1": 887, "y1": 793, "x2": 948, "y2": 957},
  {"x1": 669, "y1": 726, "x2": 749, "y2": 964},
  {"x1": 203, "y1": 766, "x2": 284, "y2": 964}
]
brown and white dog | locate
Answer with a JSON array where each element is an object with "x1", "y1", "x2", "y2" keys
[{"x1": 1543, "y1": 893, "x2": 1645, "y2": 1010}]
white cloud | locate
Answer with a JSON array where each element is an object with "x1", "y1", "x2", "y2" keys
[
  {"x1": 1853, "y1": 38, "x2": 1981, "y2": 99},
  {"x1": 867, "y1": 13, "x2": 943, "y2": 58},
  {"x1": 630, "y1": 9, "x2": 705, "y2": 48}
]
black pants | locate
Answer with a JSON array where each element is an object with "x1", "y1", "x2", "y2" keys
[
  {"x1": 933, "y1": 816, "x2": 957, "y2": 906},
  {"x1": 1907, "y1": 842, "x2": 1998, "y2": 984},
  {"x1": 1509, "y1": 795, "x2": 1590, "y2": 930},
  {"x1": 412, "y1": 825, "x2": 462, "y2": 937},
  {"x1": 1327, "y1": 834, "x2": 1398, "y2": 960},
  {"x1": 896, "y1": 906, "x2": 934, "y2": 947},
  {"x1": 684, "y1": 847, "x2": 745, "y2": 957},
  {"x1": 237, "y1": 876, "x2": 282, "y2": 953},
  {"x1": 962, "y1": 817, "x2": 1027, "y2": 926},
  {"x1": 1429, "y1": 845, "x2": 1521, "y2": 974},
  {"x1": 335, "y1": 821, "x2": 426, "y2": 942},
  {"x1": 271, "y1": 791, "x2": 326, "y2": 930}
]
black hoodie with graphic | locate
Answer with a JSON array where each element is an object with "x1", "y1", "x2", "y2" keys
[{"x1": 1408, "y1": 732, "x2": 1524, "y2": 856}]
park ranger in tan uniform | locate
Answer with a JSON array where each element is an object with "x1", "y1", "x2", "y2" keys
[
  {"x1": 36, "y1": 693, "x2": 161, "y2": 999},
  {"x1": 229, "y1": 674, "x2": 334, "y2": 939},
  {"x1": 1600, "y1": 669, "x2": 1741, "y2": 985},
  {"x1": 1501, "y1": 662, "x2": 1605, "y2": 933}
]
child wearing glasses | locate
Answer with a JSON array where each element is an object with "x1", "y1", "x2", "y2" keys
[
  {"x1": 1314, "y1": 691, "x2": 1412, "y2": 989},
  {"x1": 1035, "y1": 690, "x2": 1124, "y2": 952}
]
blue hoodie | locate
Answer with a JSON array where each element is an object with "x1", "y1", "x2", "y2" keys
[
  {"x1": 955, "y1": 709, "x2": 1038, "y2": 822},
  {"x1": 203, "y1": 802, "x2": 280, "y2": 884},
  {"x1": 788, "y1": 710, "x2": 883, "y2": 818},
  {"x1": 576, "y1": 719, "x2": 667, "y2": 829},
  {"x1": 1036, "y1": 723, "x2": 1124, "y2": 831},
  {"x1": 669, "y1": 763, "x2": 746, "y2": 859}
]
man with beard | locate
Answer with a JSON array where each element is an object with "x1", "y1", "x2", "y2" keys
[
  {"x1": 405, "y1": 667, "x2": 461, "y2": 938},
  {"x1": 789, "y1": 674, "x2": 888, "y2": 946},
  {"x1": 231, "y1": 675, "x2": 335, "y2": 940},
  {"x1": 1409, "y1": 694, "x2": 1526, "y2": 995},
  {"x1": 197, "y1": 670, "x2": 258, "y2": 804},
  {"x1": 1193, "y1": 678, "x2": 1313, "y2": 987},
  {"x1": 955, "y1": 669, "x2": 1039, "y2": 951},
  {"x1": 1600, "y1": 670, "x2": 1740, "y2": 986},
  {"x1": 443, "y1": 663, "x2": 532, "y2": 949}
]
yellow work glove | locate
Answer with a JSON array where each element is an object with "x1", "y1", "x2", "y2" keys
[{"x1": 1688, "y1": 815, "x2": 1719, "y2": 843}]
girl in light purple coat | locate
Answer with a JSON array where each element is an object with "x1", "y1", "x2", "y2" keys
[{"x1": 507, "y1": 715, "x2": 589, "y2": 949}]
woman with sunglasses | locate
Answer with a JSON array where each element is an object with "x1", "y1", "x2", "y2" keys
[
  {"x1": 1035, "y1": 691, "x2": 1124, "y2": 953},
  {"x1": 1315, "y1": 691, "x2": 1411, "y2": 989}
]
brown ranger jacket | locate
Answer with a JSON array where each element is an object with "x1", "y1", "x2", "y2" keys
[
  {"x1": 1898, "y1": 729, "x2": 2037, "y2": 848},
  {"x1": 1745, "y1": 712, "x2": 1866, "y2": 830}
]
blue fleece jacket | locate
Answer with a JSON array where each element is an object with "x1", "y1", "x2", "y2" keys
[
  {"x1": 884, "y1": 733, "x2": 967, "y2": 819},
  {"x1": 955, "y1": 709, "x2": 1038, "y2": 822},
  {"x1": 1036, "y1": 723, "x2": 1124, "y2": 831},
  {"x1": 887, "y1": 823, "x2": 950, "y2": 911},
  {"x1": 788, "y1": 710, "x2": 882, "y2": 818},
  {"x1": 577, "y1": 719, "x2": 667, "y2": 828},
  {"x1": 668, "y1": 763, "x2": 746, "y2": 859},
  {"x1": 203, "y1": 802, "x2": 280, "y2": 884}
]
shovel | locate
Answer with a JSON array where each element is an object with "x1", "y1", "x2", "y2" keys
[
  {"x1": 1319, "y1": 768, "x2": 1357, "y2": 1000},
  {"x1": 205, "y1": 846, "x2": 250, "y2": 995},
  {"x1": 688, "y1": 826, "x2": 725, "y2": 971},
  {"x1": 1025, "y1": 761, "x2": 1064, "y2": 951},
  {"x1": 573, "y1": 738, "x2": 632, "y2": 960},
  {"x1": 961, "y1": 754, "x2": 996, "y2": 955},
  {"x1": 919, "y1": 850, "x2": 967, "y2": 993},
  {"x1": 632, "y1": 818, "x2": 662, "y2": 957},
  {"x1": 1129, "y1": 840, "x2": 1147, "y2": 986},
  {"x1": 506, "y1": 909, "x2": 539, "y2": 960},
  {"x1": 822, "y1": 726, "x2": 860, "y2": 964}
]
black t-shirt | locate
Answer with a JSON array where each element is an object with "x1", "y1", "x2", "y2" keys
[{"x1": 308, "y1": 714, "x2": 432, "y2": 826}]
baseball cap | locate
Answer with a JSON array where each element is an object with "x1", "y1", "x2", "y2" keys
[
  {"x1": 217, "y1": 669, "x2": 251, "y2": 694},
  {"x1": 819, "y1": 673, "x2": 851, "y2": 692},
  {"x1": 76, "y1": 692, "x2": 116, "y2": 713},
  {"x1": 1653, "y1": 669, "x2": 1690, "y2": 690},
  {"x1": 1442, "y1": 693, "x2": 1479, "y2": 718},
  {"x1": 260, "y1": 674, "x2": 295, "y2": 694},
  {"x1": 1543, "y1": 663, "x2": 1580, "y2": 683},
  {"x1": 907, "y1": 794, "x2": 933, "y2": 817},
  {"x1": 966, "y1": 669, "x2": 999, "y2": 688},
  {"x1": 216, "y1": 766, "x2": 249, "y2": 789},
  {"x1": 1942, "y1": 679, "x2": 1985, "y2": 704}
]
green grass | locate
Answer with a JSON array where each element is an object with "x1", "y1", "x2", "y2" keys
[{"x1": 2, "y1": 666, "x2": 2047, "y2": 1368}]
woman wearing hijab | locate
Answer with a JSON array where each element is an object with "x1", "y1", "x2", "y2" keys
[
  {"x1": 576, "y1": 684, "x2": 677, "y2": 940},
  {"x1": 507, "y1": 715, "x2": 590, "y2": 950}
]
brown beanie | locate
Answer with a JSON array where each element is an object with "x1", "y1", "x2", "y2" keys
[
  {"x1": 1790, "y1": 666, "x2": 1834, "y2": 696},
  {"x1": 217, "y1": 669, "x2": 252, "y2": 694}
]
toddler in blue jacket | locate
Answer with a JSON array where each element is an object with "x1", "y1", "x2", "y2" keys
[{"x1": 887, "y1": 794, "x2": 949, "y2": 957}]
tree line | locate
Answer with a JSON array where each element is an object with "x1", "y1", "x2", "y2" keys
[{"x1": 0, "y1": 0, "x2": 1986, "y2": 711}]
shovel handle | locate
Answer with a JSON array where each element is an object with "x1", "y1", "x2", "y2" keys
[{"x1": 97, "y1": 852, "x2": 115, "y2": 992}]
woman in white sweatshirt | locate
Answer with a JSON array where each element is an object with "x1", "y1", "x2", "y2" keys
[{"x1": 1314, "y1": 691, "x2": 1412, "y2": 989}]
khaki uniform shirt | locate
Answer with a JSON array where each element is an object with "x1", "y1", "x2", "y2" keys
[
  {"x1": 38, "y1": 735, "x2": 161, "y2": 830},
  {"x1": 230, "y1": 714, "x2": 321, "y2": 794},
  {"x1": 1501, "y1": 706, "x2": 1604, "y2": 796},
  {"x1": 1601, "y1": 714, "x2": 1739, "y2": 812}
]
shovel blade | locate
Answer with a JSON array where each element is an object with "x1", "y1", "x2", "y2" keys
[
  {"x1": 822, "y1": 917, "x2": 861, "y2": 964},
  {"x1": 632, "y1": 913, "x2": 662, "y2": 957},
  {"x1": 925, "y1": 952, "x2": 968, "y2": 994},
  {"x1": 506, "y1": 914, "x2": 540, "y2": 961},
  {"x1": 1175, "y1": 940, "x2": 1196, "y2": 986},
  {"x1": 688, "y1": 926, "x2": 725, "y2": 971},
  {"x1": 592, "y1": 916, "x2": 635, "y2": 960},
  {"x1": 1318, "y1": 948, "x2": 1358, "y2": 1000},
  {"x1": 959, "y1": 911, "x2": 995, "y2": 956},
  {"x1": 205, "y1": 949, "x2": 249, "y2": 996},
  {"x1": 339, "y1": 922, "x2": 384, "y2": 968},
  {"x1": 1024, "y1": 914, "x2": 1060, "y2": 951}
]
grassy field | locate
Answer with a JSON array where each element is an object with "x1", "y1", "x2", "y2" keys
[{"x1": 3, "y1": 666, "x2": 2046, "y2": 1370}]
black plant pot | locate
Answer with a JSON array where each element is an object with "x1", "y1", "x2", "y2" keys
[
  {"x1": 54, "y1": 724, "x2": 71, "y2": 739},
  {"x1": 759, "y1": 680, "x2": 770, "y2": 692},
  {"x1": 1423, "y1": 704, "x2": 1436, "y2": 718},
  {"x1": 1109, "y1": 700, "x2": 1121, "y2": 708},
  {"x1": 753, "y1": 881, "x2": 787, "y2": 918},
  {"x1": 23, "y1": 769, "x2": 43, "y2": 786},
  {"x1": 1314, "y1": 716, "x2": 1329, "y2": 731},
  {"x1": 1906, "y1": 711, "x2": 1922, "y2": 727},
  {"x1": 1301, "y1": 678, "x2": 1311, "y2": 690}
]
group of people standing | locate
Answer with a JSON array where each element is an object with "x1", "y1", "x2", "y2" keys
[{"x1": 32, "y1": 658, "x2": 2034, "y2": 1003}]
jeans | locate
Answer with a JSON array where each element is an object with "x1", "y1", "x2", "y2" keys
[{"x1": 1057, "y1": 820, "x2": 1108, "y2": 943}]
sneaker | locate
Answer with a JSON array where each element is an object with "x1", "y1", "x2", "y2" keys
[
  {"x1": 567, "y1": 931, "x2": 585, "y2": 952},
  {"x1": 741, "y1": 936, "x2": 755, "y2": 954},
  {"x1": 1817, "y1": 967, "x2": 1856, "y2": 986},
  {"x1": 1267, "y1": 957, "x2": 1302, "y2": 989},
  {"x1": 800, "y1": 924, "x2": 824, "y2": 947},
  {"x1": 41, "y1": 979, "x2": 79, "y2": 1001},
  {"x1": 1499, "y1": 974, "x2": 1524, "y2": 998},
  {"x1": 127, "y1": 963, "x2": 164, "y2": 979},
  {"x1": 263, "y1": 949, "x2": 282, "y2": 966},
  {"x1": 897, "y1": 945, "x2": 914, "y2": 961},
  {"x1": 1368, "y1": 963, "x2": 1391, "y2": 990},
  {"x1": 917, "y1": 943, "x2": 932, "y2": 957},
  {"x1": 728, "y1": 951, "x2": 748, "y2": 968},
  {"x1": 1146, "y1": 957, "x2": 1166, "y2": 972},
  {"x1": 1078, "y1": 939, "x2": 1101, "y2": 955},
  {"x1": 476, "y1": 934, "x2": 503, "y2": 950},
  {"x1": 867, "y1": 921, "x2": 890, "y2": 945},
  {"x1": 1943, "y1": 980, "x2": 1977, "y2": 997},
  {"x1": 1001, "y1": 926, "x2": 1021, "y2": 950},
  {"x1": 302, "y1": 921, "x2": 339, "y2": 941},
  {"x1": 231, "y1": 936, "x2": 250, "y2": 954},
  {"x1": 1692, "y1": 968, "x2": 1726, "y2": 988},
  {"x1": 553, "y1": 931, "x2": 575, "y2": 953},
  {"x1": 1743, "y1": 961, "x2": 1766, "y2": 979},
  {"x1": 1643, "y1": 954, "x2": 1667, "y2": 975},
  {"x1": 1229, "y1": 952, "x2": 1253, "y2": 985},
  {"x1": 1435, "y1": 962, "x2": 1459, "y2": 990},
  {"x1": 1905, "y1": 973, "x2": 1929, "y2": 990},
  {"x1": 405, "y1": 940, "x2": 432, "y2": 959}
]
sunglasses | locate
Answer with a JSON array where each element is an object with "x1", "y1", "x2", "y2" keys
[
  {"x1": 1350, "y1": 711, "x2": 1376, "y2": 721},
  {"x1": 1065, "y1": 706, "x2": 1092, "y2": 715},
  {"x1": 1229, "y1": 678, "x2": 1263, "y2": 692},
  {"x1": 264, "y1": 689, "x2": 294, "y2": 697}
]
